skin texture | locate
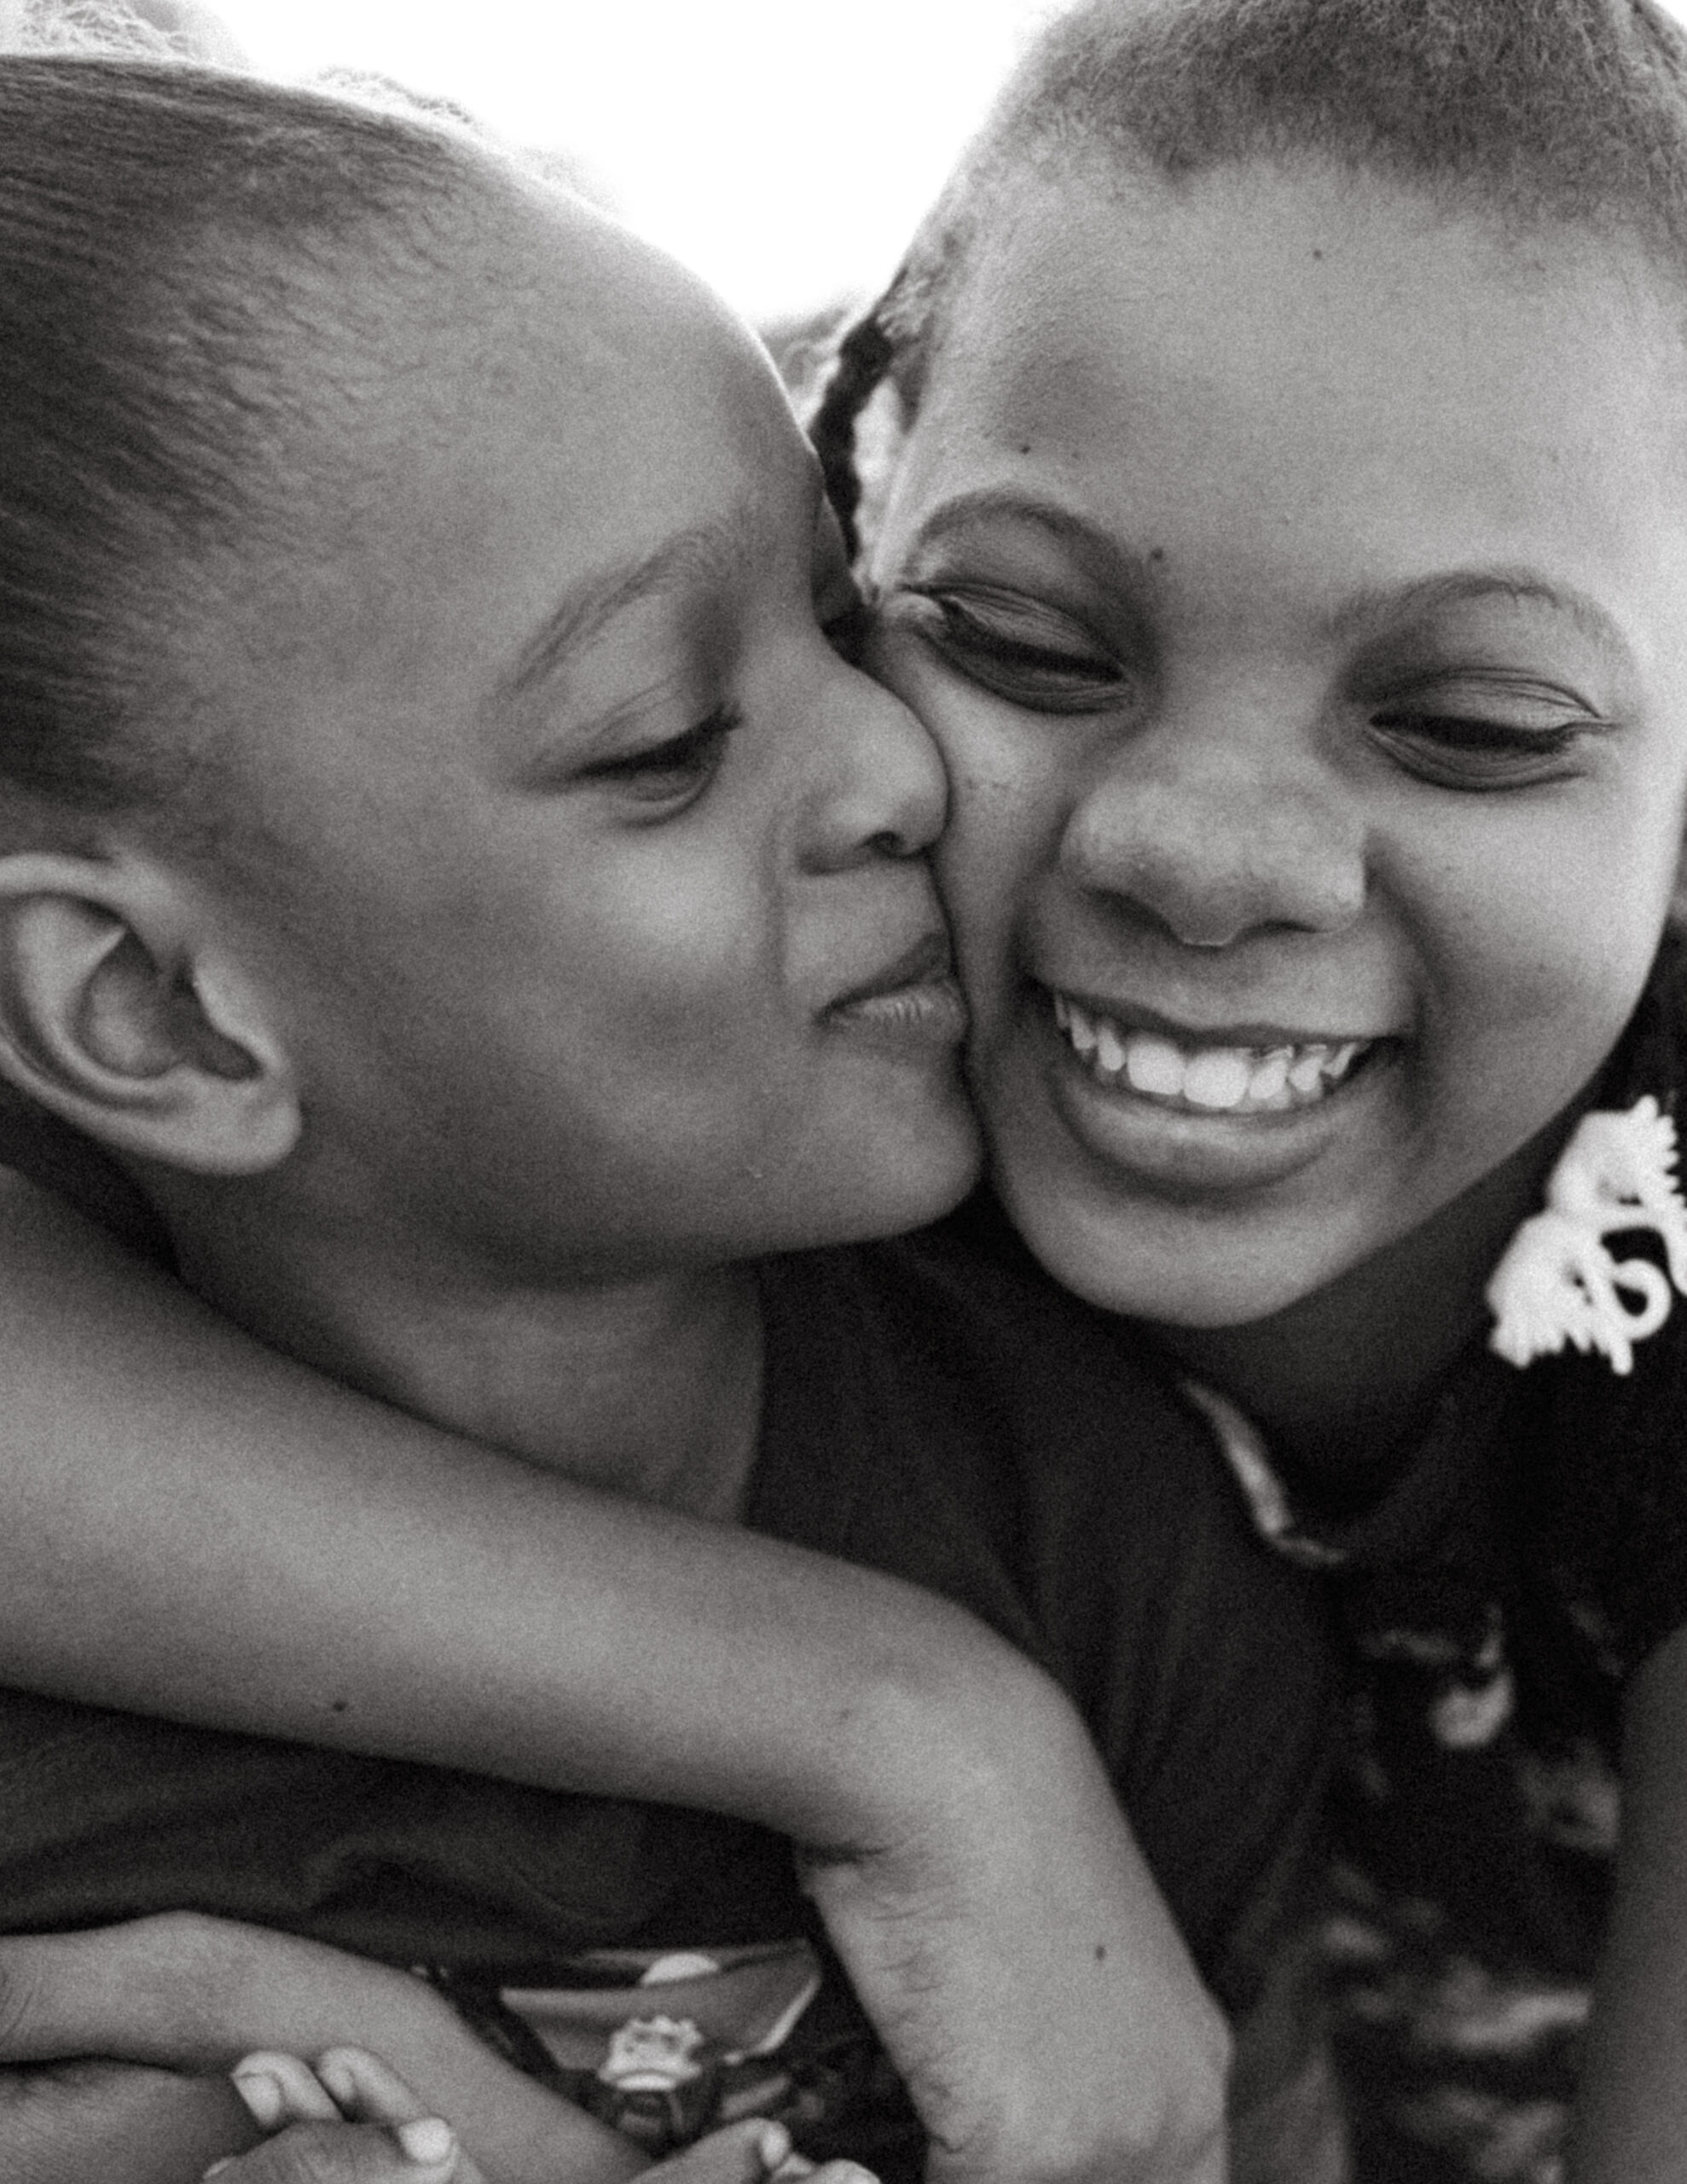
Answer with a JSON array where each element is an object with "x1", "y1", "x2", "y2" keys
[
  {"x1": 0, "y1": 166, "x2": 977, "y2": 1509},
  {"x1": 867, "y1": 158, "x2": 1687, "y2": 1451},
  {"x1": 0, "y1": 160, "x2": 1230, "y2": 2184}
]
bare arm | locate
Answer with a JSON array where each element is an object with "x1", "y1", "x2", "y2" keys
[
  {"x1": 0, "y1": 1169, "x2": 1227, "y2": 2182},
  {"x1": 0, "y1": 1915, "x2": 639, "y2": 2184},
  {"x1": 1569, "y1": 1619, "x2": 1687, "y2": 2181}
]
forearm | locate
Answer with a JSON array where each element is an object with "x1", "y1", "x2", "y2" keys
[
  {"x1": 0, "y1": 1170, "x2": 1046, "y2": 1849},
  {"x1": 0, "y1": 1916, "x2": 640, "y2": 2184},
  {"x1": 0, "y1": 2059, "x2": 261, "y2": 2184},
  {"x1": 1571, "y1": 1622, "x2": 1687, "y2": 2183}
]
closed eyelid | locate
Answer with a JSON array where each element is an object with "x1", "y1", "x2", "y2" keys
[{"x1": 512, "y1": 676, "x2": 699, "y2": 790}]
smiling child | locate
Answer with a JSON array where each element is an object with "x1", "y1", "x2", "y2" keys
[
  {"x1": 811, "y1": 1, "x2": 1687, "y2": 2174},
  {"x1": 9, "y1": 2, "x2": 1687, "y2": 2180}
]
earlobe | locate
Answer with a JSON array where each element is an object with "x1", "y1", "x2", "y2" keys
[{"x1": 0, "y1": 853, "x2": 300, "y2": 1176}]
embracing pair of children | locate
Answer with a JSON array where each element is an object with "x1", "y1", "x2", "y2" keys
[{"x1": 3, "y1": 3, "x2": 1687, "y2": 2182}]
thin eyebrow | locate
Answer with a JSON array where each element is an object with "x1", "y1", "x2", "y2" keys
[
  {"x1": 496, "y1": 505, "x2": 761, "y2": 710},
  {"x1": 1325, "y1": 570, "x2": 1631, "y2": 665}
]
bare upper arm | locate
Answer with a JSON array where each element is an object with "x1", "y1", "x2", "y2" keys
[{"x1": 1569, "y1": 1618, "x2": 1687, "y2": 2182}]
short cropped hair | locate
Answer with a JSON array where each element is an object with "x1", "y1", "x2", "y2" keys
[
  {"x1": 812, "y1": 0, "x2": 1687, "y2": 552},
  {"x1": 0, "y1": 56, "x2": 474, "y2": 827}
]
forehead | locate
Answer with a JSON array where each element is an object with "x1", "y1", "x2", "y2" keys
[
  {"x1": 193, "y1": 183, "x2": 808, "y2": 806},
  {"x1": 884, "y1": 161, "x2": 1687, "y2": 631}
]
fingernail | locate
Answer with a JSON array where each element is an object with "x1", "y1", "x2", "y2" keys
[
  {"x1": 202, "y1": 2164, "x2": 235, "y2": 2181},
  {"x1": 397, "y1": 2117, "x2": 457, "y2": 2165},
  {"x1": 757, "y1": 2122, "x2": 792, "y2": 2169},
  {"x1": 316, "y1": 2052, "x2": 357, "y2": 2109},
  {"x1": 231, "y1": 2071, "x2": 285, "y2": 2129}
]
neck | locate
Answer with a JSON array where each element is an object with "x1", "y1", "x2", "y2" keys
[
  {"x1": 155, "y1": 1179, "x2": 765, "y2": 1521},
  {"x1": 1157, "y1": 1125, "x2": 1568, "y2": 1483}
]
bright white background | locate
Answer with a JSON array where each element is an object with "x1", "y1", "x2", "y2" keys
[
  {"x1": 206, "y1": 1, "x2": 1061, "y2": 324},
  {"x1": 186, "y1": 0, "x2": 1687, "y2": 325}
]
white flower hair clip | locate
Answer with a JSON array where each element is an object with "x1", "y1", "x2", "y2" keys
[{"x1": 1487, "y1": 1096, "x2": 1687, "y2": 1375}]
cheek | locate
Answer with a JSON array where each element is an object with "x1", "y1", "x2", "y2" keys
[
  {"x1": 916, "y1": 693, "x2": 1078, "y2": 1001},
  {"x1": 1396, "y1": 794, "x2": 1678, "y2": 1130}
]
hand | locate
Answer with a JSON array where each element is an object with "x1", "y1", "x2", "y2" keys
[
  {"x1": 225, "y1": 2050, "x2": 879, "y2": 2184},
  {"x1": 213, "y1": 2048, "x2": 485, "y2": 2184},
  {"x1": 0, "y1": 2054, "x2": 260, "y2": 2184},
  {"x1": 0, "y1": 1915, "x2": 640, "y2": 2184},
  {"x1": 799, "y1": 1653, "x2": 1231, "y2": 2184}
]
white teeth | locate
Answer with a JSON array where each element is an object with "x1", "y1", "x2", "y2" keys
[
  {"x1": 1183, "y1": 1048, "x2": 1255, "y2": 1110},
  {"x1": 1247, "y1": 1048, "x2": 1292, "y2": 1101},
  {"x1": 1124, "y1": 1035, "x2": 1185, "y2": 1098},
  {"x1": 1052, "y1": 994, "x2": 1373, "y2": 1115}
]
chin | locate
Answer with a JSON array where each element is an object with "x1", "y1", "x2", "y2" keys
[
  {"x1": 808, "y1": 1107, "x2": 983, "y2": 1252},
  {"x1": 995, "y1": 1166, "x2": 1348, "y2": 1330}
]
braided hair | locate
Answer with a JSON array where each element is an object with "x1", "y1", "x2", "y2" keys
[{"x1": 809, "y1": 0, "x2": 1687, "y2": 563}]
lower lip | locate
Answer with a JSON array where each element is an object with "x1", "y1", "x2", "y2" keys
[
  {"x1": 1030, "y1": 990, "x2": 1394, "y2": 1195},
  {"x1": 825, "y1": 975, "x2": 970, "y2": 1055}
]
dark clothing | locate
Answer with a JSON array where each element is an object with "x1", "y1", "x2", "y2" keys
[
  {"x1": 0, "y1": 1209, "x2": 1336, "y2": 2174},
  {"x1": 1201, "y1": 931, "x2": 1687, "y2": 2183}
]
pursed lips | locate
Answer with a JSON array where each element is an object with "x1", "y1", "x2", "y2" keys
[{"x1": 822, "y1": 930, "x2": 968, "y2": 1042}]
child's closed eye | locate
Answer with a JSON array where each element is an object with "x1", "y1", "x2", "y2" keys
[
  {"x1": 582, "y1": 702, "x2": 744, "y2": 810},
  {"x1": 1366, "y1": 679, "x2": 1608, "y2": 790},
  {"x1": 890, "y1": 585, "x2": 1131, "y2": 712}
]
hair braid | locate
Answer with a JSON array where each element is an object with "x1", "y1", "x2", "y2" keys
[{"x1": 809, "y1": 301, "x2": 896, "y2": 561}]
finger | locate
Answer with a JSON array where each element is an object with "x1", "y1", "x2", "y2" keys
[
  {"x1": 645, "y1": 2118, "x2": 789, "y2": 2183},
  {"x1": 312, "y1": 2050, "x2": 429, "y2": 2128},
  {"x1": 202, "y1": 2116, "x2": 465, "y2": 2184},
  {"x1": 231, "y1": 2054, "x2": 342, "y2": 2129},
  {"x1": 646, "y1": 2118, "x2": 859, "y2": 2184}
]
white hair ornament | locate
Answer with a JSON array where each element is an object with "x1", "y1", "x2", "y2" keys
[{"x1": 1487, "y1": 1097, "x2": 1687, "y2": 1376}]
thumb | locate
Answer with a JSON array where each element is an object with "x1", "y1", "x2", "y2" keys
[{"x1": 203, "y1": 2116, "x2": 467, "y2": 2184}]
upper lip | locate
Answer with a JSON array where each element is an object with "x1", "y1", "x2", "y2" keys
[
  {"x1": 828, "y1": 930, "x2": 955, "y2": 1013},
  {"x1": 1044, "y1": 981, "x2": 1392, "y2": 1050}
]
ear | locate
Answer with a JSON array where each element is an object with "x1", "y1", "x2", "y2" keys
[{"x1": 0, "y1": 851, "x2": 300, "y2": 1176}]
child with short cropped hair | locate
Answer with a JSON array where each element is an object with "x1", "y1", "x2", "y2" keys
[{"x1": 0, "y1": 40, "x2": 1337, "y2": 2184}]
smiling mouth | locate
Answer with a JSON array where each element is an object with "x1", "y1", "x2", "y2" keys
[{"x1": 1051, "y1": 990, "x2": 1382, "y2": 1116}]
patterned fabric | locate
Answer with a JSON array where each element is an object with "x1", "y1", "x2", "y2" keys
[{"x1": 1185, "y1": 932, "x2": 1687, "y2": 2183}]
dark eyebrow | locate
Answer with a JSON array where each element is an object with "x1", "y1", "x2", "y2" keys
[
  {"x1": 1327, "y1": 570, "x2": 1631, "y2": 665},
  {"x1": 496, "y1": 505, "x2": 762, "y2": 710},
  {"x1": 901, "y1": 499, "x2": 1632, "y2": 669},
  {"x1": 900, "y1": 489, "x2": 1159, "y2": 590}
]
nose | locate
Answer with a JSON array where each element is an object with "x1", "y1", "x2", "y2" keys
[
  {"x1": 798, "y1": 659, "x2": 948, "y2": 873},
  {"x1": 1062, "y1": 700, "x2": 1365, "y2": 947}
]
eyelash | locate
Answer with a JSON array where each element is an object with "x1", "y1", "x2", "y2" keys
[
  {"x1": 1367, "y1": 709, "x2": 1590, "y2": 790},
  {"x1": 902, "y1": 590, "x2": 1128, "y2": 712},
  {"x1": 588, "y1": 702, "x2": 744, "y2": 805}
]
